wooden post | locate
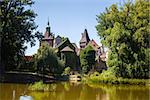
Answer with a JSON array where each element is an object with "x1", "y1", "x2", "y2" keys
[{"x1": 12, "y1": 90, "x2": 15, "y2": 100}]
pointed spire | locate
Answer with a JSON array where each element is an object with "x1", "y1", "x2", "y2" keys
[
  {"x1": 46, "y1": 18, "x2": 51, "y2": 35},
  {"x1": 84, "y1": 29, "x2": 88, "y2": 34},
  {"x1": 47, "y1": 17, "x2": 50, "y2": 26},
  {"x1": 80, "y1": 29, "x2": 90, "y2": 43}
]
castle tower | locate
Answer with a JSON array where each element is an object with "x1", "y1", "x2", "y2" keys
[
  {"x1": 79, "y1": 29, "x2": 90, "y2": 49},
  {"x1": 40, "y1": 21, "x2": 54, "y2": 47}
]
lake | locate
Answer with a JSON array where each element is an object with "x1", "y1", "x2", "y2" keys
[{"x1": 0, "y1": 82, "x2": 149, "y2": 100}]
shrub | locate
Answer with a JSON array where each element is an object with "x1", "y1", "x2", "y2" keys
[
  {"x1": 80, "y1": 45, "x2": 96, "y2": 74},
  {"x1": 62, "y1": 67, "x2": 71, "y2": 75},
  {"x1": 88, "y1": 72, "x2": 150, "y2": 85},
  {"x1": 28, "y1": 81, "x2": 57, "y2": 92}
]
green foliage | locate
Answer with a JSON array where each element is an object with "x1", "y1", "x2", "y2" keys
[
  {"x1": 88, "y1": 71, "x2": 150, "y2": 85},
  {"x1": 28, "y1": 81, "x2": 57, "y2": 91},
  {"x1": 34, "y1": 44, "x2": 64, "y2": 74},
  {"x1": 80, "y1": 45, "x2": 96, "y2": 74},
  {"x1": 96, "y1": 0, "x2": 150, "y2": 79},
  {"x1": 18, "y1": 60, "x2": 35, "y2": 71},
  {"x1": 63, "y1": 67, "x2": 71, "y2": 75},
  {"x1": 0, "y1": 0, "x2": 42, "y2": 70}
]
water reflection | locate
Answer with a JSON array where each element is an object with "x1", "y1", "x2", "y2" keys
[
  {"x1": 19, "y1": 95, "x2": 33, "y2": 100},
  {"x1": 0, "y1": 83, "x2": 28, "y2": 100},
  {"x1": 0, "y1": 82, "x2": 149, "y2": 100}
]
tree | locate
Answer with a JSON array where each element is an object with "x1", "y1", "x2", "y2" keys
[
  {"x1": 80, "y1": 45, "x2": 96, "y2": 74},
  {"x1": 34, "y1": 44, "x2": 64, "y2": 75},
  {"x1": 0, "y1": 0, "x2": 42, "y2": 70},
  {"x1": 96, "y1": 0, "x2": 150, "y2": 78}
]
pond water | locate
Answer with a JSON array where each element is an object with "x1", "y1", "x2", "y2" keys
[{"x1": 0, "y1": 82, "x2": 149, "y2": 100}]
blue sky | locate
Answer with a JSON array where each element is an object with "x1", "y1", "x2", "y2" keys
[{"x1": 25, "y1": 0, "x2": 120, "y2": 55}]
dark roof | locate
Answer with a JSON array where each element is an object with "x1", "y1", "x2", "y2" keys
[
  {"x1": 72, "y1": 43, "x2": 79, "y2": 54},
  {"x1": 72, "y1": 43, "x2": 78, "y2": 49},
  {"x1": 61, "y1": 46, "x2": 74, "y2": 52},
  {"x1": 56, "y1": 35, "x2": 61, "y2": 38},
  {"x1": 54, "y1": 35, "x2": 62, "y2": 47},
  {"x1": 55, "y1": 38, "x2": 69, "y2": 48},
  {"x1": 79, "y1": 29, "x2": 90, "y2": 43},
  {"x1": 56, "y1": 38, "x2": 75, "y2": 52}
]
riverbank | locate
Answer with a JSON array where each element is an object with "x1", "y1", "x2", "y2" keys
[
  {"x1": 0, "y1": 71, "x2": 68, "y2": 83},
  {"x1": 1, "y1": 71, "x2": 149, "y2": 86},
  {"x1": 82, "y1": 73, "x2": 150, "y2": 86}
]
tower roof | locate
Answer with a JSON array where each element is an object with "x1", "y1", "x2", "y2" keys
[
  {"x1": 45, "y1": 20, "x2": 50, "y2": 35},
  {"x1": 89, "y1": 39, "x2": 99, "y2": 48},
  {"x1": 43, "y1": 20, "x2": 54, "y2": 39},
  {"x1": 79, "y1": 29, "x2": 90, "y2": 43}
]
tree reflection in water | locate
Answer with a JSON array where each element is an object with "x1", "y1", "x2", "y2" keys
[{"x1": 0, "y1": 82, "x2": 149, "y2": 100}]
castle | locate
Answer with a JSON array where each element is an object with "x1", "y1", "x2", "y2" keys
[{"x1": 40, "y1": 21, "x2": 107, "y2": 71}]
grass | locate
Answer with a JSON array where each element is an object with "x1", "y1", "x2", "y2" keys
[
  {"x1": 83, "y1": 72, "x2": 150, "y2": 85},
  {"x1": 28, "y1": 81, "x2": 57, "y2": 92}
]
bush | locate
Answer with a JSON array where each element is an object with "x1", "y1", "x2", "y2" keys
[
  {"x1": 28, "y1": 81, "x2": 57, "y2": 92},
  {"x1": 87, "y1": 71, "x2": 150, "y2": 85},
  {"x1": 62, "y1": 67, "x2": 71, "y2": 75},
  {"x1": 80, "y1": 45, "x2": 96, "y2": 74}
]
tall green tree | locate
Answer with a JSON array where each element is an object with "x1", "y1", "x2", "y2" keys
[
  {"x1": 34, "y1": 44, "x2": 64, "y2": 74},
  {"x1": 80, "y1": 45, "x2": 96, "y2": 74},
  {"x1": 96, "y1": 0, "x2": 150, "y2": 78},
  {"x1": 0, "y1": 0, "x2": 42, "y2": 70}
]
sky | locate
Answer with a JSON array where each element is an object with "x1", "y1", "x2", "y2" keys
[{"x1": 25, "y1": 0, "x2": 121, "y2": 55}]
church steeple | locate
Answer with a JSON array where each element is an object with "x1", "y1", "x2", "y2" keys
[
  {"x1": 41, "y1": 20, "x2": 55, "y2": 47},
  {"x1": 47, "y1": 20, "x2": 50, "y2": 26},
  {"x1": 46, "y1": 20, "x2": 51, "y2": 35}
]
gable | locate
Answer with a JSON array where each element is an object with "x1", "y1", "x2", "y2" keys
[{"x1": 56, "y1": 38, "x2": 75, "y2": 52}]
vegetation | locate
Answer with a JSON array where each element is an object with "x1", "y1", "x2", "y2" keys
[
  {"x1": 0, "y1": 0, "x2": 42, "y2": 70},
  {"x1": 80, "y1": 45, "x2": 96, "y2": 74},
  {"x1": 96, "y1": 0, "x2": 150, "y2": 79},
  {"x1": 28, "y1": 81, "x2": 57, "y2": 91},
  {"x1": 85, "y1": 71, "x2": 150, "y2": 85},
  {"x1": 62, "y1": 67, "x2": 71, "y2": 75},
  {"x1": 34, "y1": 44, "x2": 64, "y2": 75},
  {"x1": 1, "y1": 0, "x2": 149, "y2": 86}
]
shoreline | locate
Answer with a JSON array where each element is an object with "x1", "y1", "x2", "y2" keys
[
  {"x1": 0, "y1": 71, "x2": 68, "y2": 84},
  {"x1": 0, "y1": 71, "x2": 149, "y2": 86},
  {"x1": 83, "y1": 76, "x2": 150, "y2": 86}
]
